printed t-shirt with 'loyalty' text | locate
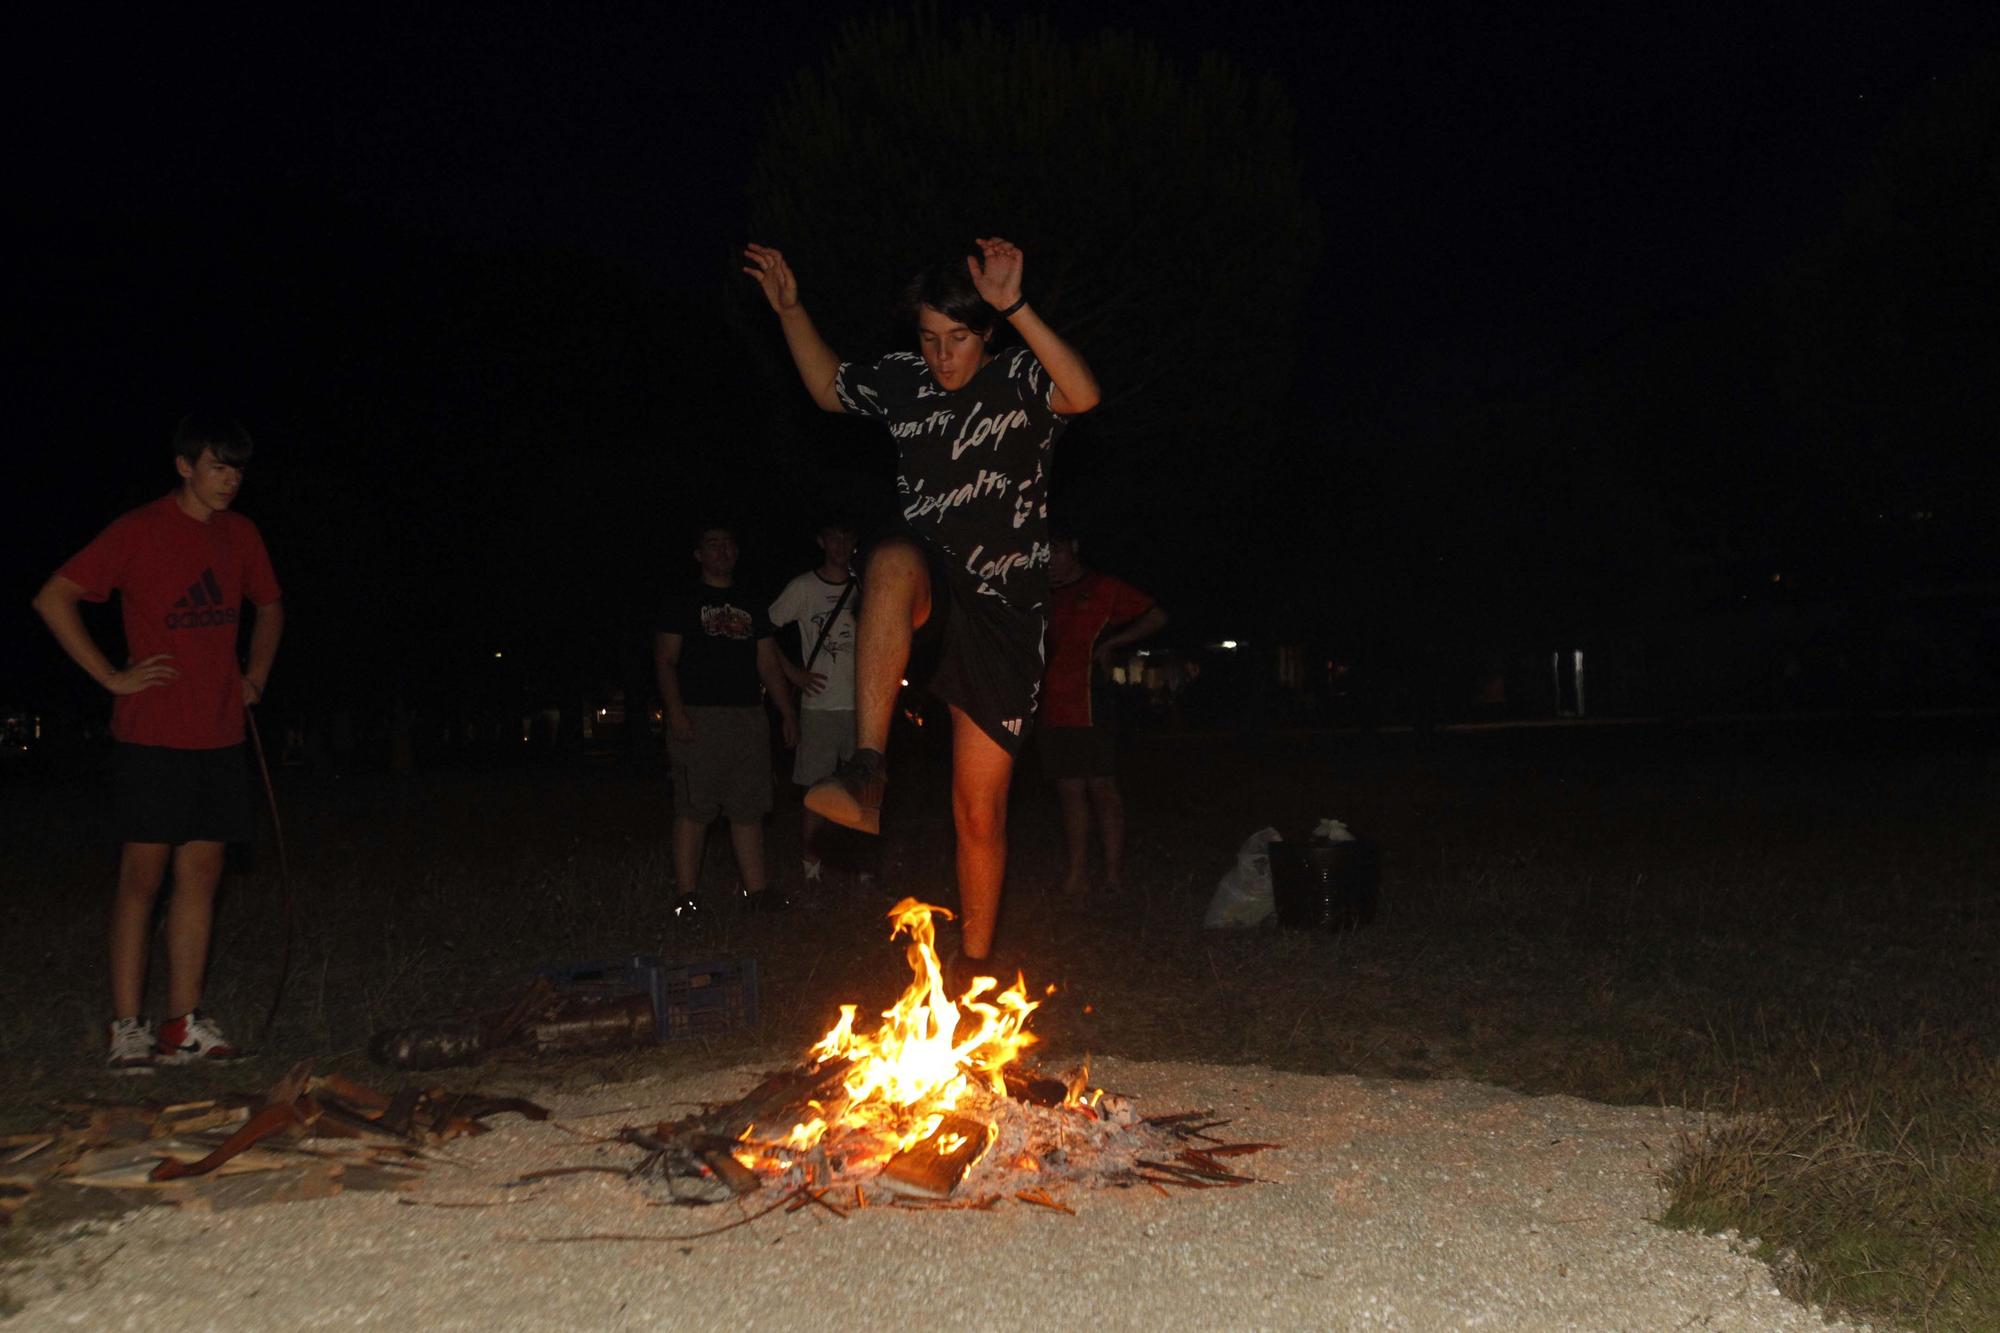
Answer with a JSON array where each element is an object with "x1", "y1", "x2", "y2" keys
[{"x1": 833, "y1": 346, "x2": 1069, "y2": 614}]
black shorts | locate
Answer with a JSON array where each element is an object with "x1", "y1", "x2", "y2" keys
[
  {"x1": 112, "y1": 743, "x2": 255, "y2": 845},
  {"x1": 1038, "y1": 724, "x2": 1119, "y2": 780},
  {"x1": 911, "y1": 543, "x2": 1045, "y2": 757}
]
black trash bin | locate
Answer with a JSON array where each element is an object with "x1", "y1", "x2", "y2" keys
[{"x1": 1269, "y1": 839, "x2": 1379, "y2": 931}]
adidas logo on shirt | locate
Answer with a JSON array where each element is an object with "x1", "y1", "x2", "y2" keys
[
  {"x1": 1000, "y1": 717, "x2": 1024, "y2": 737},
  {"x1": 165, "y1": 568, "x2": 239, "y2": 630}
]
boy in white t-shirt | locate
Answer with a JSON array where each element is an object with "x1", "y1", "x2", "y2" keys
[{"x1": 767, "y1": 521, "x2": 861, "y2": 888}]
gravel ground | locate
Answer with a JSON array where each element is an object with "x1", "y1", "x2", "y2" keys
[{"x1": 6, "y1": 1060, "x2": 1858, "y2": 1331}]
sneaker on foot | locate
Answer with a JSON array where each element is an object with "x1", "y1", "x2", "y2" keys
[
  {"x1": 941, "y1": 948, "x2": 1004, "y2": 1006},
  {"x1": 106, "y1": 1017, "x2": 157, "y2": 1076},
  {"x1": 805, "y1": 749, "x2": 885, "y2": 835},
  {"x1": 156, "y1": 1011, "x2": 245, "y2": 1065},
  {"x1": 741, "y1": 888, "x2": 793, "y2": 913}
]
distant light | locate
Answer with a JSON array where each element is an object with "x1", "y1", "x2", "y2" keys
[
  {"x1": 900, "y1": 678, "x2": 909, "y2": 687},
  {"x1": 1220, "y1": 640, "x2": 1239, "y2": 650},
  {"x1": 494, "y1": 651, "x2": 504, "y2": 659}
]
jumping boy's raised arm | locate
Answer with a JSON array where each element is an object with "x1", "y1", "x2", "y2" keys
[
  {"x1": 742, "y1": 244, "x2": 845, "y2": 414},
  {"x1": 968, "y1": 237, "x2": 1101, "y2": 417}
]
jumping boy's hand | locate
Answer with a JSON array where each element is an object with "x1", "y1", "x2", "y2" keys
[
  {"x1": 968, "y1": 237, "x2": 1024, "y2": 311},
  {"x1": 107, "y1": 654, "x2": 178, "y2": 695},
  {"x1": 742, "y1": 243, "x2": 801, "y2": 314}
]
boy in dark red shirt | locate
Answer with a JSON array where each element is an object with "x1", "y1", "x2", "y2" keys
[
  {"x1": 32, "y1": 415, "x2": 284, "y2": 1072},
  {"x1": 1039, "y1": 536, "x2": 1166, "y2": 895}
]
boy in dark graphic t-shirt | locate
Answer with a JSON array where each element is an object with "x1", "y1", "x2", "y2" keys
[
  {"x1": 654, "y1": 523, "x2": 800, "y2": 913},
  {"x1": 742, "y1": 237, "x2": 1101, "y2": 976},
  {"x1": 32, "y1": 415, "x2": 284, "y2": 1073}
]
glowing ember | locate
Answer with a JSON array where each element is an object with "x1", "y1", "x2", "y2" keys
[{"x1": 742, "y1": 899, "x2": 1051, "y2": 1174}]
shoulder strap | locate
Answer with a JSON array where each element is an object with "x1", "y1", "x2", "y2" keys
[{"x1": 804, "y1": 577, "x2": 857, "y2": 671}]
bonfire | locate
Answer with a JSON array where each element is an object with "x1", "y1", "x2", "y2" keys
[{"x1": 620, "y1": 899, "x2": 1275, "y2": 1210}]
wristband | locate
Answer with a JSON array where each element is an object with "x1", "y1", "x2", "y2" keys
[{"x1": 996, "y1": 295, "x2": 1028, "y2": 318}]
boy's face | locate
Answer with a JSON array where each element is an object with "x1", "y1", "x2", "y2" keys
[
  {"x1": 175, "y1": 447, "x2": 243, "y2": 515},
  {"x1": 917, "y1": 305, "x2": 991, "y2": 392},
  {"x1": 816, "y1": 527, "x2": 856, "y2": 568},
  {"x1": 693, "y1": 529, "x2": 738, "y2": 581}
]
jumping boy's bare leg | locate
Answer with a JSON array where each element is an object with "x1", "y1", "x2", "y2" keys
[
  {"x1": 853, "y1": 538, "x2": 931, "y2": 752},
  {"x1": 950, "y1": 707, "x2": 1013, "y2": 960},
  {"x1": 110, "y1": 842, "x2": 172, "y2": 1018},
  {"x1": 163, "y1": 840, "x2": 226, "y2": 1017}
]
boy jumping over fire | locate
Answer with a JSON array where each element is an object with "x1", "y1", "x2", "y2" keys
[{"x1": 743, "y1": 237, "x2": 1100, "y2": 970}]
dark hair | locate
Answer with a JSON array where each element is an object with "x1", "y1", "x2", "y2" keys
[
  {"x1": 899, "y1": 253, "x2": 998, "y2": 338},
  {"x1": 692, "y1": 520, "x2": 737, "y2": 548},
  {"x1": 173, "y1": 414, "x2": 254, "y2": 469}
]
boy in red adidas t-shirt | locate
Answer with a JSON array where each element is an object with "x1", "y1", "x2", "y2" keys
[
  {"x1": 32, "y1": 415, "x2": 284, "y2": 1073},
  {"x1": 1039, "y1": 536, "x2": 1166, "y2": 896}
]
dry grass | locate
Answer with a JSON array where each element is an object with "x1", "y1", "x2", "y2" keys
[{"x1": 1, "y1": 719, "x2": 1994, "y2": 1327}]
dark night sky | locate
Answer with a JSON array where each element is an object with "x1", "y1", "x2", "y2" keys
[{"x1": 11, "y1": 1, "x2": 1998, "y2": 714}]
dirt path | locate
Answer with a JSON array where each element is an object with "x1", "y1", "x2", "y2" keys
[{"x1": 6, "y1": 1060, "x2": 1852, "y2": 1331}]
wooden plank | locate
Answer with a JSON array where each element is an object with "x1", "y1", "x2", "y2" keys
[
  {"x1": 876, "y1": 1115, "x2": 993, "y2": 1200},
  {"x1": 174, "y1": 1162, "x2": 343, "y2": 1213},
  {"x1": 155, "y1": 1105, "x2": 253, "y2": 1137}
]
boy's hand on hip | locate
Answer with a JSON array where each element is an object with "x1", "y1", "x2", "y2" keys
[{"x1": 108, "y1": 654, "x2": 178, "y2": 695}]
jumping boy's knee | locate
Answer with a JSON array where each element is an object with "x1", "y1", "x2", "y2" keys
[
  {"x1": 865, "y1": 538, "x2": 927, "y2": 588},
  {"x1": 952, "y1": 791, "x2": 1008, "y2": 845}
]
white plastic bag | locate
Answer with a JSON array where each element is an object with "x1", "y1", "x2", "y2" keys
[{"x1": 1202, "y1": 827, "x2": 1283, "y2": 928}]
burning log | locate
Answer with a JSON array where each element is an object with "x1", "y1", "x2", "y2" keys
[
  {"x1": 1001, "y1": 1068, "x2": 1070, "y2": 1108},
  {"x1": 877, "y1": 1114, "x2": 994, "y2": 1199},
  {"x1": 704, "y1": 1058, "x2": 855, "y2": 1140}
]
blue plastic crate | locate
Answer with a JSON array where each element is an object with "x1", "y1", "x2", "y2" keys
[{"x1": 541, "y1": 955, "x2": 758, "y2": 1043}]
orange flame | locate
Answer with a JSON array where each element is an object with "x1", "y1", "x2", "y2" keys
[{"x1": 776, "y1": 899, "x2": 1039, "y2": 1162}]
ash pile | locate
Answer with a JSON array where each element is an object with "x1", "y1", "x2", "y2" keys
[{"x1": 620, "y1": 1057, "x2": 1272, "y2": 1213}]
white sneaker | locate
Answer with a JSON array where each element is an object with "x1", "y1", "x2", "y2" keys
[
  {"x1": 106, "y1": 1017, "x2": 157, "y2": 1075},
  {"x1": 156, "y1": 1011, "x2": 245, "y2": 1065}
]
